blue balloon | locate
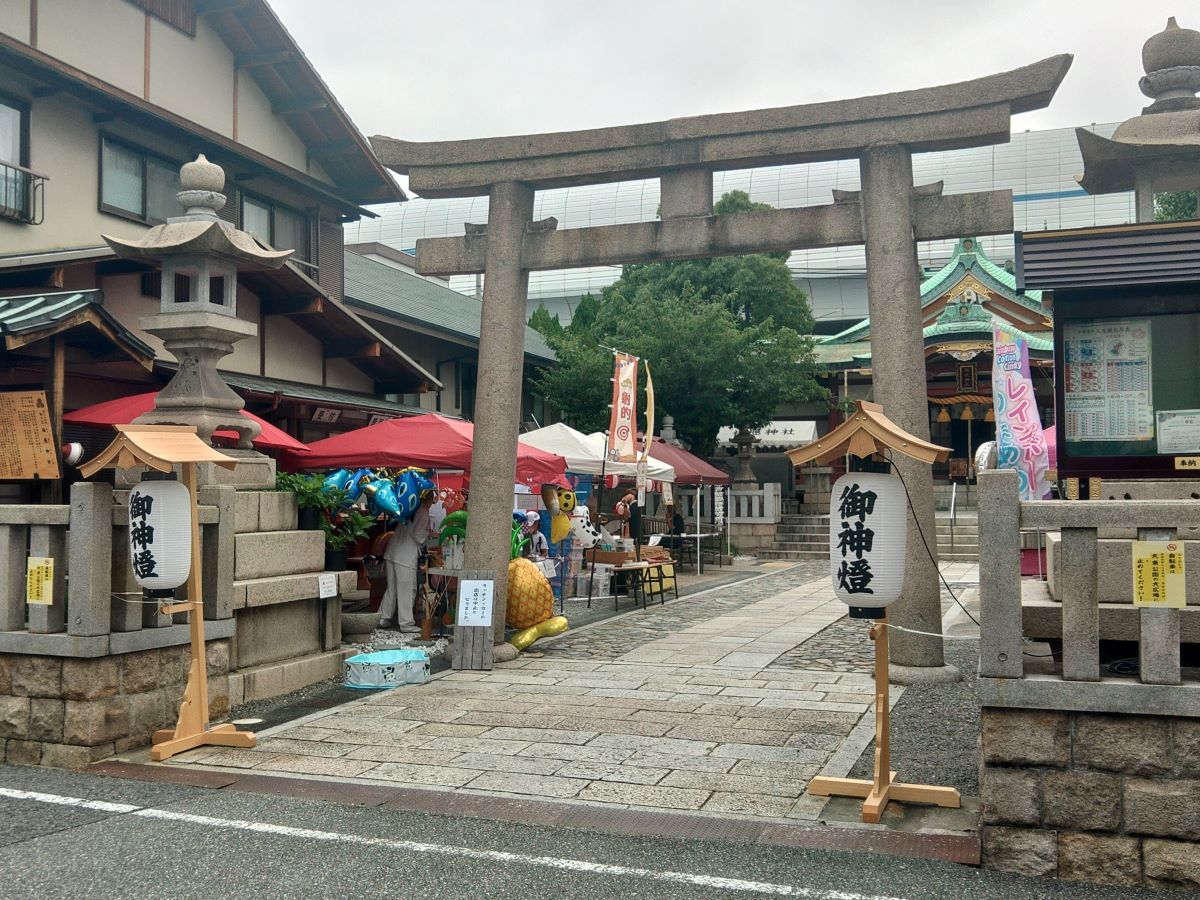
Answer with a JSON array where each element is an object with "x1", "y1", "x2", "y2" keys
[
  {"x1": 368, "y1": 478, "x2": 402, "y2": 518},
  {"x1": 344, "y1": 468, "x2": 373, "y2": 504},
  {"x1": 323, "y1": 468, "x2": 351, "y2": 494}
]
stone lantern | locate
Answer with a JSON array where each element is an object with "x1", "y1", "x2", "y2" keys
[
  {"x1": 102, "y1": 155, "x2": 291, "y2": 484},
  {"x1": 731, "y1": 427, "x2": 760, "y2": 489}
]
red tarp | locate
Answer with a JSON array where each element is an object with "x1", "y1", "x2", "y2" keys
[
  {"x1": 648, "y1": 437, "x2": 730, "y2": 485},
  {"x1": 64, "y1": 391, "x2": 309, "y2": 453},
  {"x1": 286, "y1": 412, "x2": 568, "y2": 486}
]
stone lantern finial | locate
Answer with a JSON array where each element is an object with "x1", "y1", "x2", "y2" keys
[
  {"x1": 176, "y1": 154, "x2": 226, "y2": 219},
  {"x1": 1139, "y1": 16, "x2": 1200, "y2": 105}
]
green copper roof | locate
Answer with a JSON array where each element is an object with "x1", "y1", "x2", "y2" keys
[
  {"x1": 343, "y1": 251, "x2": 556, "y2": 364},
  {"x1": 820, "y1": 237, "x2": 1045, "y2": 347}
]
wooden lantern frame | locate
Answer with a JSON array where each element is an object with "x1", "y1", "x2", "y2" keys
[
  {"x1": 788, "y1": 401, "x2": 959, "y2": 823},
  {"x1": 80, "y1": 424, "x2": 255, "y2": 762}
]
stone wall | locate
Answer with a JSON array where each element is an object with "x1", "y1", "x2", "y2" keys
[
  {"x1": 0, "y1": 639, "x2": 230, "y2": 768},
  {"x1": 727, "y1": 522, "x2": 776, "y2": 555},
  {"x1": 981, "y1": 707, "x2": 1200, "y2": 891}
]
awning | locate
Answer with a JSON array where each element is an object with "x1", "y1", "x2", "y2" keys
[
  {"x1": 648, "y1": 438, "x2": 730, "y2": 485},
  {"x1": 212, "y1": 369, "x2": 429, "y2": 418},
  {"x1": 521, "y1": 422, "x2": 675, "y2": 481},
  {"x1": 716, "y1": 421, "x2": 817, "y2": 448}
]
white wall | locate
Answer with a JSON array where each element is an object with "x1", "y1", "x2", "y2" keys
[
  {"x1": 37, "y1": 0, "x2": 145, "y2": 96},
  {"x1": 149, "y1": 16, "x2": 234, "y2": 136},
  {"x1": 263, "y1": 314, "x2": 322, "y2": 384},
  {"x1": 0, "y1": 2, "x2": 30, "y2": 41}
]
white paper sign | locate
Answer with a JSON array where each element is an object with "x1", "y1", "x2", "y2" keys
[
  {"x1": 457, "y1": 579, "x2": 494, "y2": 626},
  {"x1": 1157, "y1": 409, "x2": 1200, "y2": 454},
  {"x1": 318, "y1": 572, "x2": 338, "y2": 599}
]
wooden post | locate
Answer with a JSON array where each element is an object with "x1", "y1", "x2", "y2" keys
[
  {"x1": 150, "y1": 462, "x2": 255, "y2": 761},
  {"x1": 42, "y1": 336, "x2": 65, "y2": 504},
  {"x1": 450, "y1": 568, "x2": 496, "y2": 671},
  {"x1": 806, "y1": 610, "x2": 961, "y2": 823}
]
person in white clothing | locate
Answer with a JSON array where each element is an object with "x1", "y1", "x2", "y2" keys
[
  {"x1": 378, "y1": 492, "x2": 436, "y2": 632},
  {"x1": 522, "y1": 510, "x2": 549, "y2": 560}
]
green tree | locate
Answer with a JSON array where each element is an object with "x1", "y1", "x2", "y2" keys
[
  {"x1": 530, "y1": 192, "x2": 825, "y2": 455},
  {"x1": 1155, "y1": 190, "x2": 1197, "y2": 222}
]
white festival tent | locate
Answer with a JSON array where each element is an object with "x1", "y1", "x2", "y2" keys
[{"x1": 521, "y1": 422, "x2": 675, "y2": 482}]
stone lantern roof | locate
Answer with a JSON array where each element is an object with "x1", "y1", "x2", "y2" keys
[
  {"x1": 1076, "y1": 17, "x2": 1200, "y2": 200},
  {"x1": 103, "y1": 155, "x2": 291, "y2": 269}
]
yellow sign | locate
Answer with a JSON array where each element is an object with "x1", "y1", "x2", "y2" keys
[
  {"x1": 1175, "y1": 456, "x2": 1200, "y2": 471},
  {"x1": 26, "y1": 557, "x2": 54, "y2": 605},
  {"x1": 1132, "y1": 541, "x2": 1186, "y2": 608}
]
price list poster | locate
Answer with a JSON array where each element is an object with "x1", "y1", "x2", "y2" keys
[
  {"x1": 0, "y1": 391, "x2": 61, "y2": 481},
  {"x1": 1063, "y1": 318, "x2": 1153, "y2": 442}
]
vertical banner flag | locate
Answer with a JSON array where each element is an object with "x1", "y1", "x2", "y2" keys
[
  {"x1": 993, "y1": 325, "x2": 1050, "y2": 500},
  {"x1": 608, "y1": 351, "x2": 640, "y2": 462},
  {"x1": 637, "y1": 360, "x2": 655, "y2": 505}
]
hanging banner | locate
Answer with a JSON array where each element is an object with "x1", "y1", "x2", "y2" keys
[
  {"x1": 637, "y1": 361, "x2": 655, "y2": 505},
  {"x1": 608, "y1": 351, "x2": 639, "y2": 463},
  {"x1": 993, "y1": 326, "x2": 1050, "y2": 500}
]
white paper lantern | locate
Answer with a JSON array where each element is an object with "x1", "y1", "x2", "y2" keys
[
  {"x1": 829, "y1": 472, "x2": 907, "y2": 608},
  {"x1": 128, "y1": 478, "x2": 193, "y2": 591}
]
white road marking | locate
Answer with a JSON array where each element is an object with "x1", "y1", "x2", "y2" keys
[{"x1": 0, "y1": 786, "x2": 903, "y2": 899}]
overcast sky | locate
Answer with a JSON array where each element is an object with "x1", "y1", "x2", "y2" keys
[{"x1": 273, "y1": 1, "x2": 1187, "y2": 143}]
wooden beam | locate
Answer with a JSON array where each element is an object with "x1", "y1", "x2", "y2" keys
[
  {"x1": 325, "y1": 341, "x2": 382, "y2": 360},
  {"x1": 309, "y1": 140, "x2": 358, "y2": 158},
  {"x1": 272, "y1": 97, "x2": 328, "y2": 116},
  {"x1": 264, "y1": 296, "x2": 323, "y2": 316},
  {"x1": 194, "y1": 0, "x2": 250, "y2": 14},
  {"x1": 235, "y1": 48, "x2": 294, "y2": 68}
]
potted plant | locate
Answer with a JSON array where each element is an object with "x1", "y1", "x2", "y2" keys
[
  {"x1": 276, "y1": 472, "x2": 332, "y2": 530},
  {"x1": 321, "y1": 508, "x2": 375, "y2": 572}
]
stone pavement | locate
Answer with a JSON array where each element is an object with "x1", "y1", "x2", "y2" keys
[{"x1": 164, "y1": 561, "x2": 980, "y2": 828}]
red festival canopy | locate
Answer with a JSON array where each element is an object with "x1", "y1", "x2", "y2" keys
[
  {"x1": 648, "y1": 437, "x2": 730, "y2": 485},
  {"x1": 64, "y1": 391, "x2": 309, "y2": 453},
  {"x1": 287, "y1": 413, "x2": 567, "y2": 486}
]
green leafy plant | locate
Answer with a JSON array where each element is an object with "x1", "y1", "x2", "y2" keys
[
  {"x1": 275, "y1": 472, "x2": 338, "y2": 511},
  {"x1": 321, "y1": 508, "x2": 375, "y2": 551}
]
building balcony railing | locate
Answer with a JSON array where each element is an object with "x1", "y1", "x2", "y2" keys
[{"x1": 0, "y1": 160, "x2": 47, "y2": 225}]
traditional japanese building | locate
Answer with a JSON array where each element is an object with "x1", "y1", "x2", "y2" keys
[{"x1": 815, "y1": 237, "x2": 1056, "y2": 489}]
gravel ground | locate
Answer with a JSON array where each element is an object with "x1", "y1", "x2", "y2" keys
[{"x1": 848, "y1": 637, "x2": 981, "y2": 796}]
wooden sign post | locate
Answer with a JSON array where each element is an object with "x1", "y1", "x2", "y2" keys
[
  {"x1": 449, "y1": 568, "x2": 495, "y2": 670},
  {"x1": 80, "y1": 425, "x2": 256, "y2": 762}
]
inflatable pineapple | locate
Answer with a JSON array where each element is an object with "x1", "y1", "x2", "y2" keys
[{"x1": 506, "y1": 556, "x2": 555, "y2": 629}]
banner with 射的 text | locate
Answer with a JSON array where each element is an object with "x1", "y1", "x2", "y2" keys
[{"x1": 608, "y1": 352, "x2": 639, "y2": 463}]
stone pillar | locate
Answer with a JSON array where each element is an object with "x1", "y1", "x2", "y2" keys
[
  {"x1": 859, "y1": 144, "x2": 955, "y2": 682},
  {"x1": 1134, "y1": 170, "x2": 1155, "y2": 224},
  {"x1": 465, "y1": 181, "x2": 534, "y2": 642}
]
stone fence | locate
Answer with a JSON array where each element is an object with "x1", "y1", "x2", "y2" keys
[
  {"x1": 977, "y1": 469, "x2": 1200, "y2": 891},
  {"x1": 0, "y1": 481, "x2": 352, "y2": 768}
]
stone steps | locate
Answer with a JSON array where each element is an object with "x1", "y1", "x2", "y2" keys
[
  {"x1": 233, "y1": 529, "x2": 325, "y2": 580},
  {"x1": 233, "y1": 570, "x2": 356, "y2": 610},
  {"x1": 758, "y1": 548, "x2": 830, "y2": 560}
]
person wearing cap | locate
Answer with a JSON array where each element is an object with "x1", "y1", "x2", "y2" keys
[{"x1": 522, "y1": 510, "x2": 549, "y2": 561}]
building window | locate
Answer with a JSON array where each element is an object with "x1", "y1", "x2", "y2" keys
[
  {"x1": 99, "y1": 137, "x2": 180, "y2": 225},
  {"x1": 240, "y1": 193, "x2": 311, "y2": 266},
  {"x1": 0, "y1": 95, "x2": 43, "y2": 224}
]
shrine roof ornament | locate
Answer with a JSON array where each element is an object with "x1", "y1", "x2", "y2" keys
[
  {"x1": 786, "y1": 401, "x2": 951, "y2": 467},
  {"x1": 78, "y1": 424, "x2": 239, "y2": 477}
]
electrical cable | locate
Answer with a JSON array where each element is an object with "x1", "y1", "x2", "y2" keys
[{"x1": 884, "y1": 454, "x2": 1053, "y2": 658}]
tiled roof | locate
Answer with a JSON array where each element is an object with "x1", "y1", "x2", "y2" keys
[
  {"x1": 343, "y1": 251, "x2": 556, "y2": 363},
  {"x1": 0, "y1": 289, "x2": 155, "y2": 361}
]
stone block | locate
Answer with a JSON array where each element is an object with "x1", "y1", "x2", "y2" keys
[
  {"x1": 63, "y1": 697, "x2": 130, "y2": 746},
  {"x1": 1173, "y1": 719, "x2": 1200, "y2": 776},
  {"x1": 126, "y1": 691, "x2": 166, "y2": 744},
  {"x1": 1075, "y1": 714, "x2": 1172, "y2": 775},
  {"x1": 980, "y1": 826, "x2": 1057, "y2": 877},
  {"x1": 5, "y1": 739, "x2": 41, "y2": 766},
  {"x1": 257, "y1": 491, "x2": 297, "y2": 533},
  {"x1": 10, "y1": 656, "x2": 62, "y2": 697},
  {"x1": 0, "y1": 655, "x2": 10, "y2": 693},
  {"x1": 28, "y1": 698, "x2": 64, "y2": 742},
  {"x1": 1058, "y1": 832, "x2": 1141, "y2": 886},
  {"x1": 208, "y1": 676, "x2": 230, "y2": 720},
  {"x1": 981, "y1": 766, "x2": 1041, "y2": 826},
  {"x1": 234, "y1": 600, "x2": 320, "y2": 669},
  {"x1": 234, "y1": 530, "x2": 323, "y2": 580},
  {"x1": 39, "y1": 742, "x2": 91, "y2": 769},
  {"x1": 0, "y1": 695, "x2": 30, "y2": 739},
  {"x1": 206, "y1": 640, "x2": 230, "y2": 676},
  {"x1": 981, "y1": 708, "x2": 1069, "y2": 767},
  {"x1": 120, "y1": 649, "x2": 161, "y2": 695},
  {"x1": 1144, "y1": 838, "x2": 1200, "y2": 891},
  {"x1": 61, "y1": 657, "x2": 118, "y2": 700},
  {"x1": 1125, "y1": 778, "x2": 1200, "y2": 839},
  {"x1": 234, "y1": 491, "x2": 260, "y2": 534},
  {"x1": 162, "y1": 645, "x2": 191, "y2": 685},
  {"x1": 1043, "y1": 769, "x2": 1121, "y2": 832}
]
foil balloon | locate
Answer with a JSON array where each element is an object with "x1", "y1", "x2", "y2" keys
[
  {"x1": 556, "y1": 489, "x2": 577, "y2": 515},
  {"x1": 550, "y1": 512, "x2": 572, "y2": 543},
  {"x1": 364, "y1": 478, "x2": 402, "y2": 519},
  {"x1": 323, "y1": 468, "x2": 351, "y2": 494},
  {"x1": 540, "y1": 484, "x2": 560, "y2": 516},
  {"x1": 344, "y1": 468, "x2": 373, "y2": 504},
  {"x1": 569, "y1": 506, "x2": 602, "y2": 549},
  {"x1": 506, "y1": 557, "x2": 554, "y2": 629},
  {"x1": 509, "y1": 615, "x2": 569, "y2": 652}
]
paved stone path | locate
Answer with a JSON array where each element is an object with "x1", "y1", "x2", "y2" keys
[{"x1": 167, "y1": 562, "x2": 979, "y2": 826}]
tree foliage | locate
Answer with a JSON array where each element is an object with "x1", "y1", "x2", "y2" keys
[
  {"x1": 1155, "y1": 190, "x2": 1197, "y2": 222},
  {"x1": 530, "y1": 192, "x2": 825, "y2": 455}
]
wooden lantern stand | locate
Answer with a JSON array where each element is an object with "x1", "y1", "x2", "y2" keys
[
  {"x1": 787, "y1": 401, "x2": 961, "y2": 823},
  {"x1": 81, "y1": 425, "x2": 256, "y2": 762}
]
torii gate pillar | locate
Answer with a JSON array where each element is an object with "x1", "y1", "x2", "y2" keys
[{"x1": 861, "y1": 145, "x2": 954, "y2": 681}]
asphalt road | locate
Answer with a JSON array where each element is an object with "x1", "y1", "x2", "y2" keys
[{"x1": 0, "y1": 765, "x2": 1172, "y2": 900}]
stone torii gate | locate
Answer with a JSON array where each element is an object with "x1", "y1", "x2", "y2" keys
[{"x1": 371, "y1": 54, "x2": 1071, "y2": 677}]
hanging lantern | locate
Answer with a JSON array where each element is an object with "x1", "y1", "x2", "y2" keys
[
  {"x1": 984, "y1": 407, "x2": 996, "y2": 423},
  {"x1": 128, "y1": 477, "x2": 193, "y2": 591},
  {"x1": 829, "y1": 471, "x2": 907, "y2": 609},
  {"x1": 935, "y1": 407, "x2": 951, "y2": 424},
  {"x1": 959, "y1": 405, "x2": 976, "y2": 421}
]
